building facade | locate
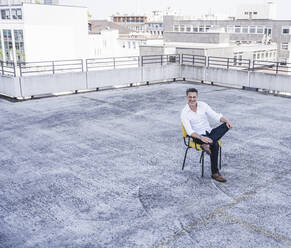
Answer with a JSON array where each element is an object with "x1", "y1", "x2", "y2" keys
[
  {"x1": 163, "y1": 1, "x2": 291, "y2": 64},
  {"x1": 111, "y1": 15, "x2": 147, "y2": 33},
  {"x1": 0, "y1": 2, "x2": 88, "y2": 62},
  {"x1": 145, "y1": 22, "x2": 163, "y2": 36}
]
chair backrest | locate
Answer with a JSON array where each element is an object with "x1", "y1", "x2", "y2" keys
[{"x1": 181, "y1": 123, "x2": 188, "y2": 138}]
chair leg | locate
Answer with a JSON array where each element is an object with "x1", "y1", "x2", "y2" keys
[
  {"x1": 200, "y1": 151, "x2": 205, "y2": 177},
  {"x1": 182, "y1": 147, "x2": 190, "y2": 170},
  {"x1": 219, "y1": 146, "x2": 222, "y2": 170}
]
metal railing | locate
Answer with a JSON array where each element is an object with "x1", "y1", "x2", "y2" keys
[
  {"x1": 141, "y1": 54, "x2": 180, "y2": 66},
  {"x1": 208, "y1": 56, "x2": 251, "y2": 70},
  {"x1": 0, "y1": 61, "x2": 16, "y2": 77},
  {"x1": 252, "y1": 60, "x2": 291, "y2": 74},
  {"x1": 0, "y1": 54, "x2": 290, "y2": 77},
  {"x1": 181, "y1": 54, "x2": 206, "y2": 66},
  {"x1": 18, "y1": 59, "x2": 83, "y2": 76},
  {"x1": 182, "y1": 54, "x2": 291, "y2": 74},
  {"x1": 86, "y1": 56, "x2": 139, "y2": 71}
]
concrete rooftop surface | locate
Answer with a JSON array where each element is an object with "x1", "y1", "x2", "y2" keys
[{"x1": 0, "y1": 82, "x2": 291, "y2": 248}]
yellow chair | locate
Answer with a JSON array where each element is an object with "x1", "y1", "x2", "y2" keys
[{"x1": 181, "y1": 123, "x2": 222, "y2": 177}]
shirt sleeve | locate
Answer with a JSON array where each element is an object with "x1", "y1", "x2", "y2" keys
[
  {"x1": 181, "y1": 111, "x2": 194, "y2": 136},
  {"x1": 204, "y1": 103, "x2": 223, "y2": 122}
]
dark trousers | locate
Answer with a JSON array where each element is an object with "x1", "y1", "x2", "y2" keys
[{"x1": 194, "y1": 123, "x2": 229, "y2": 174}]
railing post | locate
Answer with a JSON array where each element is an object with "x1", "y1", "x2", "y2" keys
[
  {"x1": 160, "y1": 55, "x2": 163, "y2": 65},
  {"x1": 141, "y1": 56, "x2": 143, "y2": 67},
  {"x1": 181, "y1": 54, "x2": 184, "y2": 64},
  {"x1": 85, "y1": 59, "x2": 88, "y2": 72},
  {"x1": 13, "y1": 61, "x2": 16, "y2": 77},
  {"x1": 252, "y1": 60, "x2": 255, "y2": 72},
  {"x1": 193, "y1": 55, "x2": 195, "y2": 66},
  {"x1": 113, "y1": 57, "x2": 116, "y2": 69},
  {"x1": 248, "y1": 59, "x2": 251, "y2": 71},
  {"x1": 227, "y1": 58, "x2": 229, "y2": 69},
  {"x1": 81, "y1": 59, "x2": 84, "y2": 72},
  {"x1": 19, "y1": 62, "x2": 22, "y2": 77},
  {"x1": 1, "y1": 61, "x2": 3, "y2": 75},
  {"x1": 207, "y1": 56, "x2": 210, "y2": 68},
  {"x1": 52, "y1": 61, "x2": 55, "y2": 74},
  {"x1": 276, "y1": 62, "x2": 279, "y2": 74}
]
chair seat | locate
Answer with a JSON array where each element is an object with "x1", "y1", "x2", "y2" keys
[{"x1": 189, "y1": 140, "x2": 222, "y2": 150}]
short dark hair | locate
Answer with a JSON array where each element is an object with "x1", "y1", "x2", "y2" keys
[{"x1": 186, "y1": 88, "x2": 198, "y2": 96}]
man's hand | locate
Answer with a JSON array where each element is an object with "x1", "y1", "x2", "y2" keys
[
  {"x1": 220, "y1": 117, "x2": 233, "y2": 129},
  {"x1": 200, "y1": 136, "x2": 213, "y2": 144},
  {"x1": 225, "y1": 121, "x2": 233, "y2": 129}
]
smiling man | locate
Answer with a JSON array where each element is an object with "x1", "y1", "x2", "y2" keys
[{"x1": 181, "y1": 88, "x2": 233, "y2": 182}]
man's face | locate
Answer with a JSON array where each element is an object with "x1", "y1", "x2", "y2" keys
[{"x1": 187, "y1": 92, "x2": 198, "y2": 107}]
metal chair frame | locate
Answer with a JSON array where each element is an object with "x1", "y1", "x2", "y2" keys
[{"x1": 182, "y1": 134, "x2": 222, "y2": 177}]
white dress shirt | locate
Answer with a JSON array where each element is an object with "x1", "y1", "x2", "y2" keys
[{"x1": 181, "y1": 101, "x2": 222, "y2": 136}]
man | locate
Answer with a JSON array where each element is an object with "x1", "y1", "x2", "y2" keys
[{"x1": 181, "y1": 88, "x2": 233, "y2": 182}]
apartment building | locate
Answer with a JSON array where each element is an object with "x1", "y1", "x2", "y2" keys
[
  {"x1": 0, "y1": 1, "x2": 88, "y2": 62},
  {"x1": 112, "y1": 14, "x2": 147, "y2": 33},
  {"x1": 163, "y1": 2, "x2": 291, "y2": 63}
]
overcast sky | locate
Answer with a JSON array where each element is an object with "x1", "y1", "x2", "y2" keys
[{"x1": 83, "y1": 0, "x2": 291, "y2": 20}]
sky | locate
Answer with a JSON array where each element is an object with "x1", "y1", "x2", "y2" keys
[{"x1": 82, "y1": 0, "x2": 291, "y2": 20}]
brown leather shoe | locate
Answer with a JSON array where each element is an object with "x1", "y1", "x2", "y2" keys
[
  {"x1": 211, "y1": 173, "x2": 227, "y2": 182},
  {"x1": 201, "y1": 144, "x2": 211, "y2": 155}
]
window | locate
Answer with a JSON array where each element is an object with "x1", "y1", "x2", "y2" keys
[
  {"x1": 1, "y1": 9, "x2": 10, "y2": 19},
  {"x1": 264, "y1": 27, "x2": 272, "y2": 35},
  {"x1": 3, "y1": 29, "x2": 13, "y2": 61},
  {"x1": 235, "y1": 26, "x2": 241, "y2": 33},
  {"x1": 199, "y1": 26, "x2": 204, "y2": 32},
  {"x1": 261, "y1": 53, "x2": 264, "y2": 59},
  {"x1": 282, "y1": 43, "x2": 288, "y2": 50},
  {"x1": 11, "y1": 8, "x2": 22, "y2": 19},
  {"x1": 282, "y1": 27, "x2": 289, "y2": 34},
  {"x1": 254, "y1": 12, "x2": 258, "y2": 15},
  {"x1": 193, "y1": 27, "x2": 198, "y2": 32},
  {"x1": 133, "y1": 41, "x2": 136, "y2": 49},
  {"x1": 245, "y1": 12, "x2": 248, "y2": 15},
  {"x1": 253, "y1": 53, "x2": 256, "y2": 60},
  {"x1": 186, "y1": 26, "x2": 191, "y2": 32},
  {"x1": 250, "y1": 26, "x2": 256, "y2": 33},
  {"x1": 257, "y1": 26, "x2": 263, "y2": 34},
  {"x1": 205, "y1": 25, "x2": 211, "y2": 32},
  {"x1": 14, "y1": 30, "x2": 25, "y2": 62},
  {"x1": 180, "y1": 25, "x2": 185, "y2": 32},
  {"x1": 128, "y1": 41, "x2": 131, "y2": 48},
  {"x1": 242, "y1": 26, "x2": 248, "y2": 33},
  {"x1": 174, "y1": 25, "x2": 179, "y2": 32},
  {"x1": 257, "y1": 53, "x2": 260, "y2": 59},
  {"x1": 227, "y1": 26, "x2": 234, "y2": 33}
]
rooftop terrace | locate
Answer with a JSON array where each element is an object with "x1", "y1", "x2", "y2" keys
[{"x1": 0, "y1": 81, "x2": 291, "y2": 247}]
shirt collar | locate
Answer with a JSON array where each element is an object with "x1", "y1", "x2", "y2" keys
[{"x1": 186, "y1": 101, "x2": 199, "y2": 113}]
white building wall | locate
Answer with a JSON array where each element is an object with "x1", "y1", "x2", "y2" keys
[
  {"x1": 22, "y1": 3, "x2": 88, "y2": 61},
  {"x1": 236, "y1": 3, "x2": 277, "y2": 20},
  {"x1": 89, "y1": 29, "x2": 120, "y2": 58}
]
